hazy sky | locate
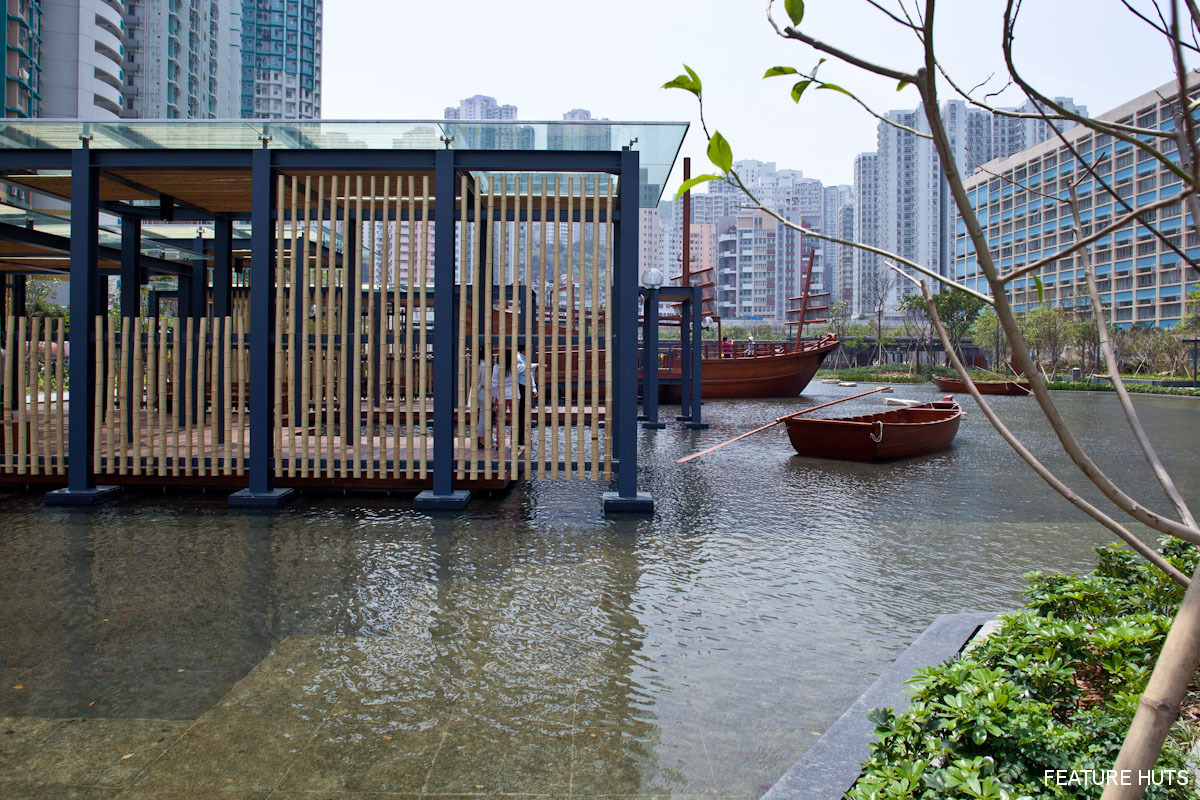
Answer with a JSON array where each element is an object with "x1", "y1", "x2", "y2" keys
[{"x1": 324, "y1": 1, "x2": 1180, "y2": 192}]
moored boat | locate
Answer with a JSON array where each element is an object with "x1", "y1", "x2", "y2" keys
[
  {"x1": 783, "y1": 397, "x2": 963, "y2": 461},
  {"x1": 931, "y1": 375, "x2": 1031, "y2": 395},
  {"x1": 655, "y1": 334, "x2": 840, "y2": 401}
]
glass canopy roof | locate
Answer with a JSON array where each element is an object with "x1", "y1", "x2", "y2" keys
[{"x1": 0, "y1": 120, "x2": 689, "y2": 208}]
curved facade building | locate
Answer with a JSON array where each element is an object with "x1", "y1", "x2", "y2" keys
[{"x1": 40, "y1": 0, "x2": 124, "y2": 117}]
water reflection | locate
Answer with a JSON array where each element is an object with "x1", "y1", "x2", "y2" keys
[{"x1": 0, "y1": 386, "x2": 1196, "y2": 796}]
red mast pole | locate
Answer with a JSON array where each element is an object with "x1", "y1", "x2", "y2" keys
[{"x1": 682, "y1": 157, "x2": 691, "y2": 288}]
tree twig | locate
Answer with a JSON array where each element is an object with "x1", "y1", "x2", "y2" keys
[{"x1": 1068, "y1": 183, "x2": 1198, "y2": 530}]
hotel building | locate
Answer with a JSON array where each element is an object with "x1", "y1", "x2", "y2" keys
[{"x1": 954, "y1": 78, "x2": 1198, "y2": 328}]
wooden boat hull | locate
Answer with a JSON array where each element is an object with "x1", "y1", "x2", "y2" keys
[
  {"x1": 931, "y1": 375, "x2": 1030, "y2": 395},
  {"x1": 657, "y1": 336, "x2": 839, "y2": 401},
  {"x1": 783, "y1": 398, "x2": 962, "y2": 461}
]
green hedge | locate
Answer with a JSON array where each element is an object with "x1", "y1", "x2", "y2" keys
[
  {"x1": 1045, "y1": 381, "x2": 1200, "y2": 397},
  {"x1": 849, "y1": 541, "x2": 1199, "y2": 800}
]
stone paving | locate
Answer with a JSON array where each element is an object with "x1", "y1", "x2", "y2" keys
[{"x1": 2, "y1": 635, "x2": 770, "y2": 799}]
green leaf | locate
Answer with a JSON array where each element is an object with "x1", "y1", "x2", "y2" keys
[
  {"x1": 791, "y1": 80, "x2": 813, "y2": 103},
  {"x1": 763, "y1": 66, "x2": 798, "y2": 78},
  {"x1": 662, "y1": 74, "x2": 699, "y2": 97},
  {"x1": 1033, "y1": 275, "x2": 1045, "y2": 303},
  {"x1": 817, "y1": 82, "x2": 853, "y2": 97},
  {"x1": 707, "y1": 131, "x2": 733, "y2": 174},
  {"x1": 674, "y1": 174, "x2": 722, "y2": 200},
  {"x1": 897, "y1": 79, "x2": 911, "y2": 92},
  {"x1": 784, "y1": 0, "x2": 805, "y2": 26},
  {"x1": 683, "y1": 64, "x2": 702, "y2": 96}
]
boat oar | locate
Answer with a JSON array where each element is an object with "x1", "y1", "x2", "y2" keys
[
  {"x1": 676, "y1": 386, "x2": 891, "y2": 464},
  {"x1": 975, "y1": 364, "x2": 1033, "y2": 394}
]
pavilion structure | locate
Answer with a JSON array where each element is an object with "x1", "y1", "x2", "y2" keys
[{"x1": 0, "y1": 119, "x2": 687, "y2": 511}]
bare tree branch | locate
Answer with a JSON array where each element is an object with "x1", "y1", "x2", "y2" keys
[
  {"x1": 890, "y1": 265, "x2": 1192, "y2": 586},
  {"x1": 862, "y1": 0, "x2": 921, "y2": 30},
  {"x1": 1003, "y1": 0, "x2": 1197, "y2": 185},
  {"x1": 767, "y1": 6, "x2": 917, "y2": 83},
  {"x1": 924, "y1": 6, "x2": 1200, "y2": 547},
  {"x1": 1119, "y1": 0, "x2": 1200, "y2": 51},
  {"x1": 1068, "y1": 184, "x2": 1198, "y2": 530}
]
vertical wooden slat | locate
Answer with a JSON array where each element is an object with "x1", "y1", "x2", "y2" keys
[
  {"x1": 352, "y1": 175, "x2": 364, "y2": 479},
  {"x1": 590, "y1": 178, "x2": 601, "y2": 480},
  {"x1": 456, "y1": 174, "x2": 468, "y2": 480},
  {"x1": 287, "y1": 176, "x2": 299, "y2": 478},
  {"x1": 157, "y1": 319, "x2": 168, "y2": 477},
  {"x1": 524, "y1": 177, "x2": 534, "y2": 476},
  {"x1": 339, "y1": 175, "x2": 352, "y2": 479},
  {"x1": 404, "y1": 175, "x2": 416, "y2": 478},
  {"x1": 417, "y1": 175, "x2": 432, "y2": 474},
  {"x1": 235, "y1": 315, "x2": 246, "y2": 476},
  {"x1": 498, "y1": 180, "x2": 509, "y2": 477},
  {"x1": 417, "y1": 175, "x2": 430, "y2": 478},
  {"x1": 16, "y1": 316, "x2": 27, "y2": 474},
  {"x1": 274, "y1": 173, "x2": 286, "y2": 477},
  {"x1": 106, "y1": 319, "x2": 118, "y2": 476},
  {"x1": 55, "y1": 318, "x2": 65, "y2": 475},
  {"x1": 576, "y1": 181, "x2": 588, "y2": 476},
  {"x1": 604, "y1": 179, "x2": 614, "y2": 480},
  {"x1": 365, "y1": 176, "x2": 377, "y2": 480},
  {"x1": 3, "y1": 316, "x2": 14, "y2": 473},
  {"x1": 550, "y1": 178, "x2": 561, "y2": 480},
  {"x1": 536, "y1": 180, "x2": 548, "y2": 478},
  {"x1": 300, "y1": 175, "x2": 312, "y2": 478},
  {"x1": 35, "y1": 318, "x2": 47, "y2": 474},
  {"x1": 27, "y1": 316, "x2": 39, "y2": 474},
  {"x1": 508, "y1": 177, "x2": 519, "y2": 480},
  {"x1": 172, "y1": 320, "x2": 182, "y2": 476},
  {"x1": 116, "y1": 318, "x2": 127, "y2": 475},
  {"x1": 468, "y1": 178, "x2": 481, "y2": 481},
  {"x1": 183, "y1": 317, "x2": 194, "y2": 477},
  {"x1": 564, "y1": 178, "x2": 575, "y2": 481},
  {"x1": 388, "y1": 178, "x2": 401, "y2": 479},
  {"x1": 93, "y1": 317, "x2": 104, "y2": 475},
  {"x1": 314, "y1": 175, "x2": 326, "y2": 478},
  {"x1": 132, "y1": 318, "x2": 143, "y2": 476},
  {"x1": 146, "y1": 316, "x2": 157, "y2": 476},
  {"x1": 326, "y1": 175, "x2": 339, "y2": 478},
  {"x1": 223, "y1": 316, "x2": 233, "y2": 476},
  {"x1": 482, "y1": 179, "x2": 495, "y2": 480}
]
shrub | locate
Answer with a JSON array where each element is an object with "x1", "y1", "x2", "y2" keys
[{"x1": 849, "y1": 541, "x2": 1199, "y2": 800}]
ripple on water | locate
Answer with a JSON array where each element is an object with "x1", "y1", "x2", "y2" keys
[{"x1": 0, "y1": 387, "x2": 1196, "y2": 796}]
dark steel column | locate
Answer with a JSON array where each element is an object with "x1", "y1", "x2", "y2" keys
[
  {"x1": 684, "y1": 286, "x2": 708, "y2": 429},
  {"x1": 640, "y1": 287, "x2": 664, "y2": 429},
  {"x1": 230, "y1": 147, "x2": 293, "y2": 506},
  {"x1": 415, "y1": 148, "x2": 469, "y2": 510},
  {"x1": 677, "y1": 298, "x2": 692, "y2": 421},
  {"x1": 47, "y1": 144, "x2": 118, "y2": 504},
  {"x1": 603, "y1": 149, "x2": 652, "y2": 512}
]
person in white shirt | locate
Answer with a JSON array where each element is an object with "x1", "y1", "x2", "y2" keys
[{"x1": 513, "y1": 343, "x2": 536, "y2": 445}]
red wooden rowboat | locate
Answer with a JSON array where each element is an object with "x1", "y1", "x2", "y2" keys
[
  {"x1": 783, "y1": 397, "x2": 963, "y2": 461},
  {"x1": 931, "y1": 375, "x2": 1031, "y2": 395}
]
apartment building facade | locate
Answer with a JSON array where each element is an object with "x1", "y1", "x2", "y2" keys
[{"x1": 955, "y1": 78, "x2": 1199, "y2": 329}]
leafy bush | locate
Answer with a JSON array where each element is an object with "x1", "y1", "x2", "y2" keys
[
  {"x1": 849, "y1": 541, "x2": 1199, "y2": 800},
  {"x1": 1045, "y1": 381, "x2": 1200, "y2": 397}
]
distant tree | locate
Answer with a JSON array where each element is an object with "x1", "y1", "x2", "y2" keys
[
  {"x1": 827, "y1": 299, "x2": 851, "y2": 341},
  {"x1": 898, "y1": 292, "x2": 933, "y2": 366},
  {"x1": 930, "y1": 289, "x2": 984, "y2": 365}
]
